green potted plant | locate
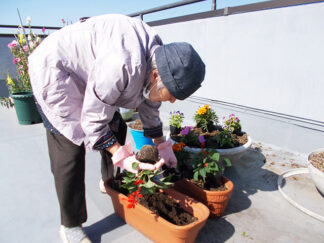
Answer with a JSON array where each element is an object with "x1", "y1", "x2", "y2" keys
[
  {"x1": 104, "y1": 150, "x2": 210, "y2": 243},
  {"x1": 169, "y1": 107, "x2": 252, "y2": 163},
  {"x1": 194, "y1": 105, "x2": 218, "y2": 132},
  {"x1": 1, "y1": 17, "x2": 43, "y2": 125},
  {"x1": 169, "y1": 111, "x2": 184, "y2": 135},
  {"x1": 172, "y1": 141, "x2": 234, "y2": 217}
]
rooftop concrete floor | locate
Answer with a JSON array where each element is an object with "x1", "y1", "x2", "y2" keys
[{"x1": 1, "y1": 107, "x2": 323, "y2": 243}]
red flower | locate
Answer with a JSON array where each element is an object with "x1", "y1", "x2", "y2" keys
[
  {"x1": 125, "y1": 188, "x2": 142, "y2": 209},
  {"x1": 204, "y1": 163, "x2": 208, "y2": 167},
  {"x1": 201, "y1": 142, "x2": 205, "y2": 148},
  {"x1": 134, "y1": 180, "x2": 143, "y2": 185}
]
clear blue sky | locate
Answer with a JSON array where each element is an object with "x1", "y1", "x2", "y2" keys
[{"x1": 1, "y1": 0, "x2": 264, "y2": 28}]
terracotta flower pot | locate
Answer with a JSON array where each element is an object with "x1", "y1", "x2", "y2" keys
[
  {"x1": 105, "y1": 179, "x2": 210, "y2": 243},
  {"x1": 173, "y1": 176, "x2": 234, "y2": 217}
]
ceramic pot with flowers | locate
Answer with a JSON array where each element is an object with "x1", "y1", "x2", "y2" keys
[
  {"x1": 1, "y1": 18, "x2": 43, "y2": 125},
  {"x1": 169, "y1": 106, "x2": 252, "y2": 163}
]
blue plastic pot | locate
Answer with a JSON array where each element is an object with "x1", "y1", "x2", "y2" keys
[{"x1": 128, "y1": 124, "x2": 154, "y2": 150}]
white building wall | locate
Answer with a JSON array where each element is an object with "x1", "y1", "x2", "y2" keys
[{"x1": 154, "y1": 3, "x2": 324, "y2": 122}]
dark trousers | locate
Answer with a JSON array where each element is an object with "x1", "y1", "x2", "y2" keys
[{"x1": 46, "y1": 112, "x2": 127, "y2": 227}]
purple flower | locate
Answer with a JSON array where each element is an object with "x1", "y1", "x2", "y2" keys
[
  {"x1": 181, "y1": 126, "x2": 193, "y2": 135},
  {"x1": 229, "y1": 114, "x2": 235, "y2": 118},
  {"x1": 181, "y1": 127, "x2": 189, "y2": 135},
  {"x1": 42, "y1": 27, "x2": 46, "y2": 33},
  {"x1": 198, "y1": 135, "x2": 206, "y2": 143}
]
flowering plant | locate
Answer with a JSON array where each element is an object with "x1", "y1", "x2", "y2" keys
[
  {"x1": 194, "y1": 105, "x2": 218, "y2": 132},
  {"x1": 191, "y1": 145, "x2": 231, "y2": 184},
  {"x1": 180, "y1": 126, "x2": 200, "y2": 147},
  {"x1": 169, "y1": 111, "x2": 184, "y2": 129},
  {"x1": 215, "y1": 130, "x2": 236, "y2": 148},
  {"x1": 223, "y1": 114, "x2": 242, "y2": 134},
  {"x1": 172, "y1": 142, "x2": 191, "y2": 168},
  {"x1": 1, "y1": 17, "x2": 42, "y2": 108},
  {"x1": 121, "y1": 164, "x2": 173, "y2": 208}
]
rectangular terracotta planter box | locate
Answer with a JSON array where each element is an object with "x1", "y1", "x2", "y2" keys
[
  {"x1": 105, "y1": 179, "x2": 210, "y2": 243},
  {"x1": 173, "y1": 176, "x2": 234, "y2": 217}
]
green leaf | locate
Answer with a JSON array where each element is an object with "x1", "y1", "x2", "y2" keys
[
  {"x1": 211, "y1": 153, "x2": 220, "y2": 161},
  {"x1": 199, "y1": 168, "x2": 206, "y2": 179},
  {"x1": 122, "y1": 177, "x2": 133, "y2": 183},
  {"x1": 193, "y1": 171, "x2": 199, "y2": 181},
  {"x1": 144, "y1": 170, "x2": 151, "y2": 175},
  {"x1": 205, "y1": 167, "x2": 211, "y2": 173},
  {"x1": 214, "y1": 163, "x2": 219, "y2": 171},
  {"x1": 142, "y1": 179, "x2": 156, "y2": 188},
  {"x1": 223, "y1": 158, "x2": 232, "y2": 167},
  {"x1": 132, "y1": 162, "x2": 139, "y2": 170}
]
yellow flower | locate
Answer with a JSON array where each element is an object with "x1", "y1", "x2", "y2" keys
[
  {"x1": 204, "y1": 105, "x2": 210, "y2": 110},
  {"x1": 7, "y1": 74, "x2": 14, "y2": 85},
  {"x1": 18, "y1": 34, "x2": 25, "y2": 44},
  {"x1": 197, "y1": 107, "x2": 207, "y2": 115}
]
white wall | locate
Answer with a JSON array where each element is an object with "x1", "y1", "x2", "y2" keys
[{"x1": 154, "y1": 3, "x2": 324, "y2": 122}]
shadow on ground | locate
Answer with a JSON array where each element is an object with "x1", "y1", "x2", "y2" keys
[
  {"x1": 224, "y1": 146, "x2": 278, "y2": 215},
  {"x1": 84, "y1": 214, "x2": 125, "y2": 243},
  {"x1": 196, "y1": 146, "x2": 279, "y2": 242}
]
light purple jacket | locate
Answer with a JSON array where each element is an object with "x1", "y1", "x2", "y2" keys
[{"x1": 29, "y1": 14, "x2": 163, "y2": 148}]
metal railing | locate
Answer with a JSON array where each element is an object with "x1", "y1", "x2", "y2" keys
[
  {"x1": 128, "y1": 0, "x2": 207, "y2": 20},
  {"x1": 1, "y1": 0, "x2": 323, "y2": 34}
]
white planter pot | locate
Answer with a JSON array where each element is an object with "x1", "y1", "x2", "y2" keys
[
  {"x1": 308, "y1": 148, "x2": 324, "y2": 196},
  {"x1": 170, "y1": 135, "x2": 252, "y2": 163}
]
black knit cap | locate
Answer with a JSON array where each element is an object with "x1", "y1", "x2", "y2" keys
[{"x1": 155, "y1": 42, "x2": 205, "y2": 100}]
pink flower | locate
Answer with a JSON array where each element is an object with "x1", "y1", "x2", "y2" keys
[
  {"x1": 61, "y1": 18, "x2": 65, "y2": 24},
  {"x1": 13, "y1": 58, "x2": 20, "y2": 64},
  {"x1": 42, "y1": 27, "x2": 46, "y2": 33},
  {"x1": 198, "y1": 135, "x2": 206, "y2": 143},
  {"x1": 23, "y1": 45, "x2": 28, "y2": 52},
  {"x1": 8, "y1": 40, "x2": 17, "y2": 48},
  {"x1": 18, "y1": 65, "x2": 23, "y2": 69}
]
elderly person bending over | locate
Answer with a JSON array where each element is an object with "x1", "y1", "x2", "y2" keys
[{"x1": 28, "y1": 14, "x2": 205, "y2": 243}]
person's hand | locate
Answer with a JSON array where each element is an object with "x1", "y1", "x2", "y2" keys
[
  {"x1": 112, "y1": 143, "x2": 164, "y2": 173},
  {"x1": 157, "y1": 140, "x2": 177, "y2": 168},
  {"x1": 117, "y1": 154, "x2": 155, "y2": 173}
]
